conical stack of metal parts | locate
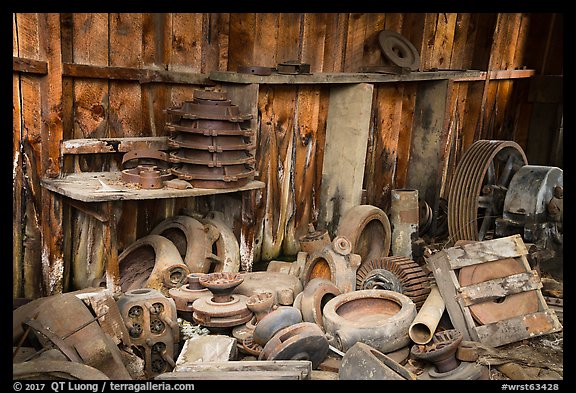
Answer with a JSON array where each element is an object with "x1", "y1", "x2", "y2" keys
[{"x1": 165, "y1": 88, "x2": 256, "y2": 189}]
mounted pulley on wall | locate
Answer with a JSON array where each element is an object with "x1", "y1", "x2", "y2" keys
[{"x1": 378, "y1": 30, "x2": 420, "y2": 72}]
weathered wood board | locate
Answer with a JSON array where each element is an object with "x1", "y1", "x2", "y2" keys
[{"x1": 426, "y1": 235, "x2": 563, "y2": 347}]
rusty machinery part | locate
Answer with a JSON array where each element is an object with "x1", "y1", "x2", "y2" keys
[
  {"x1": 447, "y1": 140, "x2": 528, "y2": 242},
  {"x1": 339, "y1": 342, "x2": 418, "y2": 380},
  {"x1": 253, "y1": 306, "x2": 303, "y2": 346},
  {"x1": 241, "y1": 335, "x2": 263, "y2": 357},
  {"x1": 237, "y1": 65, "x2": 274, "y2": 76},
  {"x1": 231, "y1": 316, "x2": 258, "y2": 355},
  {"x1": 121, "y1": 166, "x2": 173, "y2": 189},
  {"x1": 167, "y1": 133, "x2": 255, "y2": 152},
  {"x1": 117, "y1": 288, "x2": 179, "y2": 377},
  {"x1": 355, "y1": 256, "x2": 432, "y2": 310},
  {"x1": 258, "y1": 322, "x2": 329, "y2": 369},
  {"x1": 301, "y1": 237, "x2": 361, "y2": 294},
  {"x1": 192, "y1": 272, "x2": 253, "y2": 328},
  {"x1": 122, "y1": 149, "x2": 170, "y2": 169},
  {"x1": 410, "y1": 329, "x2": 464, "y2": 373},
  {"x1": 298, "y1": 223, "x2": 331, "y2": 255},
  {"x1": 246, "y1": 291, "x2": 275, "y2": 323},
  {"x1": 418, "y1": 197, "x2": 449, "y2": 237},
  {"x1": 165, "y1": 119, "x2": 254, "y2": 137},
  {"x1": 165, "y1": 100, "x2": 252, "y2": 123},
  {"x1": 378, "y1": 30, "x2": 420, "y2": 71},
  {"x1": 300, "y1": 278, "x2": 341, "y2": 331},
  {"x1": 168, "y1": 148, "x2": 255, "y2": 168},
  {"x1": 390, "y1": 189, "x2": 419, "y2": 258},
  {"x1": 336, "y1": 204, "x2": 392, "y2": 264},
  {"x1": 168, "y1": 274, "x2": 212, "y2": 322},
  {"x1": 118, "y1": 234, "x2": 189, "y2": 294},
  {"x1": 419, "y1": 361, "x2": 488, "y2": 380},
  {"x1": 277, "y1": 61, "x2": 312, "y2": 75},
  {"x1": 198, "y1": 211, "x2": 241, "y2": 273},
  {"x1": 458, "y1": 257, "x2": 540, "y2": 325},
  {"x1": 233, "y1": 271, "x2": 303, "y2": 306},
  {"x1": 322, "y1": 289, "x2": 417, "y2": 354},
  {"x1": 170, "y1": 163, "x2": 254, "y2": 189},
  {"x1": 150, "y1": 215, "x2": 220, "y2": 274},
  {"x1": 495, "y1": 165, "x2": 563, "y2": 264},
  {"x1": 13, "y1": 360, "x2": 110, "y2": 380}
]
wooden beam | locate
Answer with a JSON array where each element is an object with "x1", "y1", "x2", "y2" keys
[
  {"x1": 13, "y1": 56, "x2": 48, "y2": 74},
  {"x1": 318, "y1": 83, "x2": 373, "y2": 236},
  {"x1": 62, "y1": 63, "x2": 214, "y2": 85},
  {"x1": 60, "y1": 136, "x2": 170, "y2": 155}
]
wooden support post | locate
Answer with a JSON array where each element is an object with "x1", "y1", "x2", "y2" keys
[
  {"x1": 406, "y1": 79, "x2": 454, "y2": 236},
  {"x1": 318, "y1": 83, "x2": 373, "y2": 236},
  {"x1": 104, "y1": 201, "x2": 120, "y2": 295}
]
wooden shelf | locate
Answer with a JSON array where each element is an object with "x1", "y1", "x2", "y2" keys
[
  {"x1": 41, "y1": 172, "x2": 265, "y2": 203},
  {"x1": 209, "y1": 70, "x2": 487, "y2": 85}
]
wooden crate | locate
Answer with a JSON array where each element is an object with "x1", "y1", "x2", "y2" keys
[{"x1": 426, "y1": 234, "x2": 562, "y2": 347}]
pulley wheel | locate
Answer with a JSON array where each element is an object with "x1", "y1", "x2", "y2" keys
[
  {"x1": 458, "y1": 258, "x2": 539, "y2": 325},
  {"x1": 447, "y1": 140, "x2": 527, "y2": 242},
  {"x1": 378, "y1": 30, "x2": 420, "y2": 71}
]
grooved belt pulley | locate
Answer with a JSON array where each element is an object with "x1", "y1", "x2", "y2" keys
[
  {"x1": 447, "y1": 140, "x2": 527, "y2": 241},
  {"x1": 165, "y1": 89, "x2": 256, "y2": 189},
  {"x1": 356, "y1": 256, "x2": 432, "y2": 310}
]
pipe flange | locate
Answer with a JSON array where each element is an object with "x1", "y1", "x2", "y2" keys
[
  {"x1": 161, "y1": 264, "x2": 190, "y2": 289},
  {"x1": 332, "y1": 236, "x2": 352, "y2": 256},
  {"x1": 378, "y1": 30, "x2": 420, "y2": 71}
]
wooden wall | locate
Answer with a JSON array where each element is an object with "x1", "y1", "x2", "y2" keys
[{"x1": 12, "y1": 13, "x2": 563, "y2": 298}]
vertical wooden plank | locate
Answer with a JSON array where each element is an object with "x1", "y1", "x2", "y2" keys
[
  {"x1": 364, "y1": 84, "x2": 404, "y2": 212},
  {"x1": 362, "y1": 13, "x2": 386, "y2": 67},
  {"x1": 418, "y1": 13, "x2": 439, "y2": 71},
  {"x1": 394, "y1": 83, "x2": 417, "y2": 189},
  {"x1": 343, "y1": 13, "x2": 367, "y2": 72},
  {"x1": 448, "y1": 13, "x2": 472, "y2": 70},
  {"x1": 228, "y1": 13, "x2": 255, "y2": 71},
  {"x1": 406, "y1": 80, "x2": 454, "y2": 221},
  {"x1": 322, "y1": 13, "x2": 348, "y2": 72},
  {"x1": 13, "y1": 13, "x2": 24, "y2": 297},
  {"x1": 72, "y1": 13, "x2": 109, "y2": 172},
  {"x1": 202, "y1": 13, "x2": 230, "y2": 73},
  {"x1": 39, "y1": 13, "x2": 66, "y2": 295},
  {"x1": 60, "y1": 13, "x2": 75, "y2": 174},
  {"x1": 109, "y1": 13, "x2": 143, "y2": 140},
  {"x1": 429, "y1": 13, "x2": 457, "y2": 69},
  {"x1": 170, "y1": 13, "x2": 203, "y2": 105},
  {"x1": 16, "y1": 13, "x2": 44, "y2": 299},
  {"x1": 318, "y1": 83, "x2": 374, "y2": 237},
  {"x1": 277, "y1": 13, "x2": 302, "y2": 63},
  {"x1": 301, "y1": 13, "x2": 327, "y2": 73},
  {"x1": 253, "y1": 13, "x2": 278, "y2": 68}
]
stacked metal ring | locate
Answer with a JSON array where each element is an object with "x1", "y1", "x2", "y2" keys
[{"x1": 165, "y1": 89, "x2": 256, "y2": 189}]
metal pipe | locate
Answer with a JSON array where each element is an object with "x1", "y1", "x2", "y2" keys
[
  {"x1": 390, "y1": 189, "x2": 419, "y2": 258},
  {"x1": 408, "y1": 285, "x2": 445, "y2": 344}
]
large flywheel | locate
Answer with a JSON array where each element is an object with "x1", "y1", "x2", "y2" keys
[{"x1": 447, "y1": 140, "x2": 527, "y2": 242}]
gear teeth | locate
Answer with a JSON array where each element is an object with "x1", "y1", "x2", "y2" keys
[{"x1": 356, "y1": 256, "x2": 432, "y2": 309}]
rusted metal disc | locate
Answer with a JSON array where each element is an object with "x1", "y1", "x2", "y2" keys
[
  {"x1": 458, "y1": 258, "x2": 539, "y2": 325},
  {"x1": 356, "y1": 256, "x2": 431, "y2": 309},
  {"x1": 168, "y1": 149, "x2": 255, "y2": 167},
  {"x1": 378, "y1": 30, "x2": 420, "y2": 71},
  {"x1": 447, "y1": 140, "x2": 527, "y2": 241},
  {"x1": 13, "y1": 360, "x2": 110, "y2": 380},
  {"x1": 165, "y1": 119, "x2": 249, "y2": 134},
  {"x1": 193, "y1": 89, "x2": 229, "y2": 101},
  {"x1": 168, "y1": 134, "x2": 253, "y2": 152},
  {"x1": 170, "y1": 163, "x2": 254, "y2": 189},
  {"x1": 258, "y1": 322, "x2": 329, "y2": 369}
]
